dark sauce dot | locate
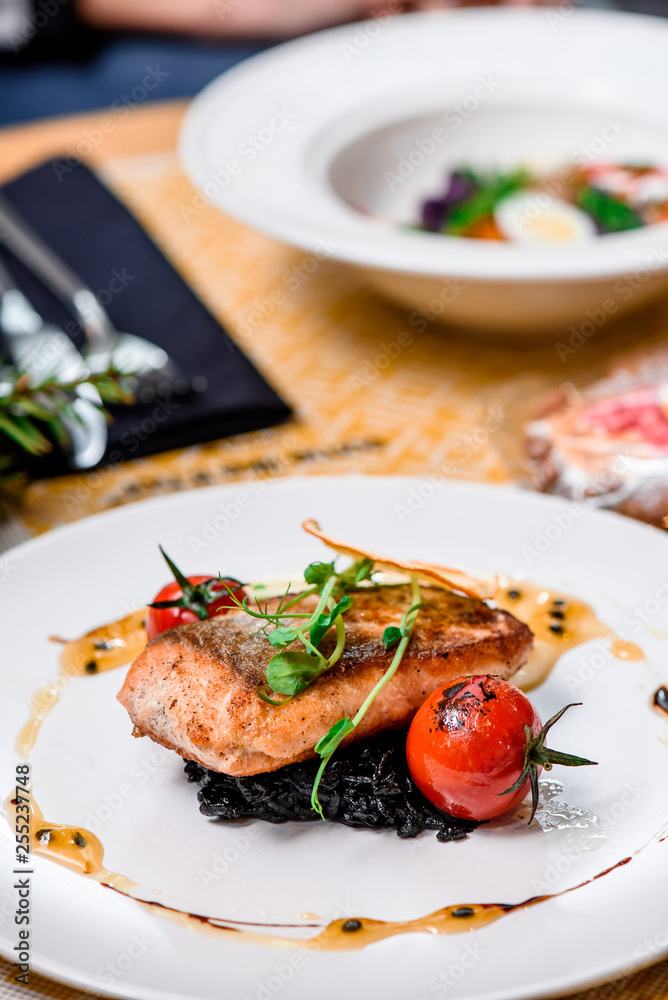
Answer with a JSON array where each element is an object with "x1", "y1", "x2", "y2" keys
[
  {"x1": 341, "y1": 919, "x2": 362, "y2": 933},
  {"x1": 451, "y1": 906, "x2": 476, "y2": 919},
  {"x1": 654, "y1": 686, "x2": 668, "y2": 715},
  {"x1": 141, "y1": 619, "x2": 147, "y2": 628},
  {"x1": 36, "y1": 828, "x2": 52, "y2": 843},
  {"x1": 85, "y1": 660, "x2": 98, "y2": 674},
  {"x1": 548, "y1": 623, "x2": 564, "y2": 635},
  {"x1": 507, "y1": 589, "x2": 521, "y2": 601},
  {"x1": 552, "y1": 598, "x2": 567, "y2": 608},
  {"x1": 550, "y1": 610, "x2": 565, "y2": 620},
  {"x1": 94, "y1": 640, "x2": 115, "y2": 650},
  {"x1": 72, "y1": 832, "x2": 87, "y2": 848}
]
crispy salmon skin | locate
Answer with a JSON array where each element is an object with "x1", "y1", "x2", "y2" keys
[{"x1": 117, "y1": 585, "x2": 533, "y2": 776}]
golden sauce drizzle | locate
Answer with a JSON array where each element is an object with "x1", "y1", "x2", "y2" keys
[
  {"x1": 15, "y1": 609, "x2": 148, "y2": 758},
  {"x1": 7, "y1": 578, "x2": 654, "y2": 951},
  {"x1": 142, "y1": 899, "x2": 512, "y2": 951},
  {"x1": 3, "y1": 792, "x2": 135, "y2": 893},
  {"x1": 53, "y1": 607, "x2": 149, "y2": 677},
  {"x1": 610, "y1": 638, "x2": 645, "y2": 661},
  {"x1": 495, "y1": 579, "x2": 642, "y2": 690},
  {"x1": 1, "y1": 790, "x2": 637, "y2": 952}
]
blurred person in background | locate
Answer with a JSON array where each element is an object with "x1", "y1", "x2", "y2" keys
[
  {"x1": 0, "y1": 0, "x2": 470, "y2": 125},
  {"x1": 0, "y1": 0, "x2": 657, "y2": 125}
]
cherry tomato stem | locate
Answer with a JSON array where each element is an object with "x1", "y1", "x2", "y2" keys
[{"x1": 146, "y1": 547, "x2": 246, "y2": 641}]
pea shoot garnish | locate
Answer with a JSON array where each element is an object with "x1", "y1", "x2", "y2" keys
[
  {"x1": 310, "y1": 575, "x2": 423, "y2": 818},
  {"x1": 220, "y1": 557, "x2": 426, "y2": 814},
  {"x1": 220, "y1": 557, "x2": 374, "y2": 706},
  {"x1": 216, "y1": 520, "x2": 496, "y2": 819}
]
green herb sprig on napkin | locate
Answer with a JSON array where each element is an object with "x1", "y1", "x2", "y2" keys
[{"x1": 0, "y1": 366, "x2": 133, "y2": 512}]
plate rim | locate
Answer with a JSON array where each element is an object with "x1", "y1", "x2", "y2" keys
[{"x1": 2, "y1": 472, "x2": 663, "y2": 564}]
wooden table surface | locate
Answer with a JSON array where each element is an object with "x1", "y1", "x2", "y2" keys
[
  {"x1": 0, "y1": 98, "x2": 187, "y2": 185},
  {"x1": 0, "y1": 97, "x2": 667, "y2": 1000}
]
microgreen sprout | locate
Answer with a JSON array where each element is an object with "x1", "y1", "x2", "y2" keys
[
  {"x1": 218, "y1": 560, "x2": 425, "y2": 816},
  {"x1": 310, "y1": 574, "x2": 422, "y2": 818},
  {"x1": 218, "y1": 558, "x2": 375, "y2": 706}
]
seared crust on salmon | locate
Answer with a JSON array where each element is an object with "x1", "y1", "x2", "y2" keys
[{"x1": 117, "y1": 585, "x2": 533, "y2": 776}]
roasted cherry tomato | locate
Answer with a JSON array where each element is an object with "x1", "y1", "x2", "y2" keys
[
  {"x1": 406, "y1": 675, "x2": 596, "y2": 823},
  {"x1": 146, "y1": 547, "x2": 245, "y2": 641}
]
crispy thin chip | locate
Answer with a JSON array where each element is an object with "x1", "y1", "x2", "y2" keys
[{"x1": 302, "y1": 520, "x2": 498, "y2": 600}]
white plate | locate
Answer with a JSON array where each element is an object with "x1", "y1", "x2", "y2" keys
[{"x1": 1, "y1": 475, "x2": 667, "y2": 1000}]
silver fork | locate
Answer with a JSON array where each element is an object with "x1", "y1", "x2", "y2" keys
[
  {"x1": 0, "y1": 255, "x2": 108, "y2": 469},
  {"x1": 0, "y1": 192, "x2": 184, "y2": 403}
]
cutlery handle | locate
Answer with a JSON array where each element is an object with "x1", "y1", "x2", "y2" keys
[{"x1": 0, "y1": 193, "x2": 115, "y2": 361}]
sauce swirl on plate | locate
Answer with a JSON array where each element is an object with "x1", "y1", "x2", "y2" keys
[
  {"x1": 15, "y1": 609, "x2": 147, "y2": 757},
  {"x1": 495, "y1": 579, "x2": 641, "y2": 690},
  {"x1": 0, "y1": 792, "x2": 640, "y2": 952},
  {"x1": 5, "y1": 577, "x2": 655, "y2": 952}
]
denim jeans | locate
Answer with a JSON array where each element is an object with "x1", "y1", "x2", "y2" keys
[{"x1": 0, "y1": 34, "x2": 270, "y2": 126}]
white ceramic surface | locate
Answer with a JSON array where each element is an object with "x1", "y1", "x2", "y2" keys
[
  {"x1": 1, "y1": 476, "x2": 667, "y2": 1000},
  {"x1": 180, "y1": 8, "x2": 668, "y2": 335}
]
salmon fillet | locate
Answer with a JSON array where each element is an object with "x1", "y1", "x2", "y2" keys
[{"x1": 117, "y1": 585, "x2": 533, "y2": 776}]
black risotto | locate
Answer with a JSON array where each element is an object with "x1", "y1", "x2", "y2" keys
[{"x1": 184, "y1": 730, "x2": 479, "y2": 842}]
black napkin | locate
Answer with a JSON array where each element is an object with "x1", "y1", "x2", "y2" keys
[{"x1": 0, "y1": 160, "x2": 291, "y2": 476}]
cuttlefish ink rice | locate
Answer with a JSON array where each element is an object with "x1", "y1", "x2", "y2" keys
[{"x1": 185, "y1": 730, "x2": 478, "y2": 842}]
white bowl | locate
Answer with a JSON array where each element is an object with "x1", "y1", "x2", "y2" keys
[{"x1": 180, "y1": 8, "x2": 668, "y2": 337}]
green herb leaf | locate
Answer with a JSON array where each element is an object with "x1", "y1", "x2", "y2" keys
[
  {"x1": 13, "y1": 397, "x2": 53, "y2": 420},
  {"x1": 383, "y1": 602, "x2": 434, "y2": 647},
  {"x1": 314, "y1": 717, "x2": 354, "y2": 757},
  {"x1": 577, "y1": 186, "x2": 643, "y2": 233},
  {"x1": 310, "y1": 716, "x2": 359, "y2": 818},
  {"x1": 226, "y1": 556, "x2": 370, "y2": 712},
  {"x1": 382, "y1": 625, "x2": 407, "y2": 649},
  {"x1": 265, "y1": 651, "x2": 323, "y2": 696},
  {"x1": 310, "y1": 595, "x2": 354, "y2": 647},
  {"x1": 0, "y1": 414, "x2": 51, "y2": 454},
  {"x1": 267, "y1": 626, "x2": 300, "y2": 648},
  {"x1": 335, "y1": 557, "x2": 375, "y2": 591},
  {"x1": 256, "y1": 686, "x2": 293, "y2": 707},
  {"x1": 310, "y1": 574, "x2": 424, "y2": 816},
  {"x1": 304, "y1": 561, "x2": 336, "y2": 586},
  {"x1": 0, "y1": 363, "x2": 135, "y2": 515}
]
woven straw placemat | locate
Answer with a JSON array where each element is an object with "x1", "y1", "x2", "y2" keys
[
  {"x1": 2, "y1": 147, "x2": 667, "y2": 1000},
  {"x1": 16, "y1": 150, "x2": 668, "y2": 535}
]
